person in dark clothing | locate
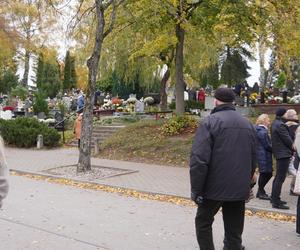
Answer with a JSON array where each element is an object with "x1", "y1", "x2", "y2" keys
[
  {"x1": 293, "y1": 127, "x2": 300, "y2": 234},
  {"x1": 283, "y1": 109, "x2": 299, "y2": 195},
  {"x1": 252, "y1": 82, "x2": 259, "y2": 94},
  {"x1": 234, "y1": 83, "x2": 243, "y2": 96},
  {"x1": 270, "y1": 108, "x2": 294, "y2": 209},
  {"x1": 284, "y1": 109, "x2": 299, "y2": 141},
  {"x1": 188, "y1": 88, "x2": 197, "y2": 101},
  {"x1": 190, "y1": 87, "x2": 257, "y2": 250},
  {"x1": 255, "y1": 114, "x2": 273, "y2": 200}
]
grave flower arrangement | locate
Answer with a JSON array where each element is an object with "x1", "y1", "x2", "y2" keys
[{"x1": 144, "y1": 96, "x2": 154, "y2": 105}]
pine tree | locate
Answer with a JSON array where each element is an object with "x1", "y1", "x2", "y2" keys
[
  {"x1": 35, "y1": 53, "x2": 44, "y2": 89},
  {"x1": 42, "y1": 61, "x2": 61, "y2": 98},
  {"x1": 70, "y1": 56, "x2": 77, "y2": 89},
  {"x1": 63, "y1": 50, "x2": 71, "y2": 91},
  {"x1": 0, "y1": 68, "x2": 19, "y2": 94},
  {"x1": 220, "y1": 47, "x2": 251, "y2": 87}
]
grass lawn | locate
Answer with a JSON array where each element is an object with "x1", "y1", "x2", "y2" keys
[
  {"x1": 97, "y1": 120, "x2": 195, "y2": 167},
  {"x1": 95, "y1": 112, "x2": 271, "y2": 167}
]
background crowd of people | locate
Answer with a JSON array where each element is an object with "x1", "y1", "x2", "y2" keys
[{"x1": 255, "y1": 108, "x2": 300, "y2": 234}]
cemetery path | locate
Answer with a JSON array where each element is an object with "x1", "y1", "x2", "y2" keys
[
  {"x1": 0, "y1": 175, "x2": 299, "y2": 250},
  {"x1": 5, "y1": 147, "x2": 298, "y2": 216}
]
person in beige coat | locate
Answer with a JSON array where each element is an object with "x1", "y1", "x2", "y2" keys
[
  {"x1": 74, "y1": 112, "x2": 83, "y2": 148},
  {"x1": 0, "y1": 136, "x2": 9, "y2": 208}
]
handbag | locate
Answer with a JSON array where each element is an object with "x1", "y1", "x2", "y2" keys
[{"x1": 294, "y1": 169, "x2": 300, "y2": 195}]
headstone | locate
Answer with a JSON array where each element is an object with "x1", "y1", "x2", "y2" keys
[
  {"x1": 135, "y1": 100, "x2": 144, "y2": 113},
  {"x1": 204, "y1": 96, "x2": 214, "y2": 110},
  {"x1": 37, "y1": 134, "x2": 43, "y2": 149},
  {"x1": 94, "y1": 138, "x2": 100, "y2": 154},
  {"x1": 0, "y1": 110, "x2": 12, "y2": 120},
  {"x1": 37, "y1": 112, "x2": 46, "y2": 119}
]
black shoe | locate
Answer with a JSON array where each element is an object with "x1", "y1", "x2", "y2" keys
[
  {"x1": 256, "y1": 193, "x2": 270, "y2": 200},
  {"x1": 272, "y1": 203, "x2": 290, "y2": 209},
  {"x1": 279, "y1": 200, "x2": 287, "y2": 205},
  {"x1": 270, "y1": 199, "x2": 287, "y2": 205},
  {"x1": 224, "y1": 245, "x2": 245, "y2": 250}
]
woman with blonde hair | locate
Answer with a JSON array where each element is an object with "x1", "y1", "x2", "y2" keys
[
  {"x1": 0, "y1": 136, "x2": 9, "y2": 208},
  {"x1": 255, "y1": 114, "x2": 273, "y2": 200}
]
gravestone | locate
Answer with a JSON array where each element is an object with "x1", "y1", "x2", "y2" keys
[
  {"x1": 135, "y1": 100, "x2": 144, "y2": 113},
  {"x1": 204, "y1": 96, "x2": 214, "y2": 110},
  {"x1": 0, "y1": 110, "x2": 12, "y2": 120}
]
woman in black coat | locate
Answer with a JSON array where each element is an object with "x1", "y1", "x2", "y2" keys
[{"x1": 255, "y1": 114, "x2": 273, "y2": 200}]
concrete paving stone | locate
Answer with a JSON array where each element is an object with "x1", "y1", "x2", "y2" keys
[
  {"x1": 0, "y1": 175, "x2": 299, "y2": 250},
  {"x1": 5, "y1": 147, "x2": 298, "y2": 215}
]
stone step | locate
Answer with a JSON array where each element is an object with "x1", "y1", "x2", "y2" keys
[{"x1": 66, "y1": 125, "x2": 124, "y2": 147}]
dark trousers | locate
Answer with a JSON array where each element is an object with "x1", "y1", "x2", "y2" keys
[
  {"x1": 258, "y1": 172, "x2": 273, "y2": 193},
  {"x1": 297, "y1": 196, "x2": 300, "y2": 234},
  {"x1": 271, "y1": 158, "x2": 290, "y2": 204},
  {"x1": 78, "y1": 139, "x2": 80, "y2": 148},
  {"x1": 195, "y1": 199, "x2": 245, "y2": 250}
]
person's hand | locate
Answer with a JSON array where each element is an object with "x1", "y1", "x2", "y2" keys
[{"x1": 250, "y1": 173, "x2": 257, "y2": 188}]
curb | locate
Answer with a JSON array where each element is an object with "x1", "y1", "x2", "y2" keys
[{"x1": 10, "y1": 169, "x2": 296, "y2": 218}]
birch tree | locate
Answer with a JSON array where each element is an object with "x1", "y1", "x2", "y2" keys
[{"x1": 71, "y1": 0, "x2": 125, "y2": 172}]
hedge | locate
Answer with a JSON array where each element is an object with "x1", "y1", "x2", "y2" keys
[{"x1": 0, "y1": 117, "x2": 60, "y2": 148}]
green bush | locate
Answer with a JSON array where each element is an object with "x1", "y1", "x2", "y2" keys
[
  {"x1": 169, "y1": 100, "x2": 204, "y2": 111},
  {"x1": 0, "y1": 117, "x2": 60, "y2": 148},
  {"x1": 161, "y1": 115, "x2": 198, "y2": 136},
  {"x1": 33, "y1": 91, "x2": 49, "y2": 115}
]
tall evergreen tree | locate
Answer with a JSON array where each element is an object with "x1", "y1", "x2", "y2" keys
[
  {"x1": 70, "y1": 55, "x2": 77, "y2": 89},
  {"x1": 220, "y1": 47, "x2": 251, "y2": 87},
  {"x1": 63, "y1": 50, "x2": 71, "y2": 91},
  {"x1": 42, "y1": 61, "x2": 61, "y2": 98},
  {"x1": 63, "y1": 51, "x2": 77, "y2": 91},
  {"x1": 35, "y1": 53, "x2": 44, "y2": 89},
  {"x1": 0, "y1": 68, "x2": 19, "y2": 94}
]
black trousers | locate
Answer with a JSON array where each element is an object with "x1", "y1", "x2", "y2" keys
[
  {"x1": 271, "y1": 158, "x2": 290, "y2": 204},
  {"x1": 258, "y1": 172, "x2": 273, "y2": 193},
  {"x1": 195, "y1": 199, "x2": 245, "y2": 250},
  {"x1": 297, "y1": 196, "x2": 300, "y2": 234}
]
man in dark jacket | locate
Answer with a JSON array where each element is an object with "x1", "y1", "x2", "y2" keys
[
  {"x1": 190, "y1": 87, "x2": 256, "y2": 250},
  {"x1": 270, "y1": 108, "x2": 294, "y2": 209}
]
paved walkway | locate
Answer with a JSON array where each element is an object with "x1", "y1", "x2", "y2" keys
[
  {"x1": 5, "y1": 147, "x2": 298, "y2": 215},
  {"x1": 2, "y1": 175, "x2": 299, "y2": 250}
]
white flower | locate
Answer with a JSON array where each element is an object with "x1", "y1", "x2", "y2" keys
[
  {"x1": 144, "y1": 96, "x2": 154, "y2": 105},
  {"x1": 127, "y1": 97, "x2": 137, "y2": 104}
]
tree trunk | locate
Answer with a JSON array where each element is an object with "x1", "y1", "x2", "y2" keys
[
  {"x1": 160, "y1": 66, "x2": 170, "y2": 111},
  {"x1": 22, "y1": 50, "x2": 30, "y2": 87},
  {"x1": 77, "y1": 0, "x2": 105, "y2": 172},
  {"x1": 258, "y1": 35, "x2": 266, "y2": 88},
  {"x1": 175, "y1": 23, "x2": 185, "y2": 115}
]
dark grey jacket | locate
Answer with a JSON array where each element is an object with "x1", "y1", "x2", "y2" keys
[
  {"x1": 190, "y1": 104, "x2": 256, "y2": 201},
  {"x1": 271, "y1": 118, "x2": 293, "y2": 160}
]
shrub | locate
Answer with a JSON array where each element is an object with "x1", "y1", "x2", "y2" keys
[
  {"x1": 33, "y1": 91, "x2": 49, "y2": 115},
  {"x1": 169, "y1": 100, "x2": 204, "y2": 111},
  {"x1": 0, "y1": 117, "x2": 60, "y2": 148},
  {"x1": 161, "y1": 115, "x2": 198, "y2": 136}
]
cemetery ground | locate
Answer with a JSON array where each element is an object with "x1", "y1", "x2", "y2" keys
[{"x1": 1, "y1": 147, "x2": 299, "y2": 249}]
